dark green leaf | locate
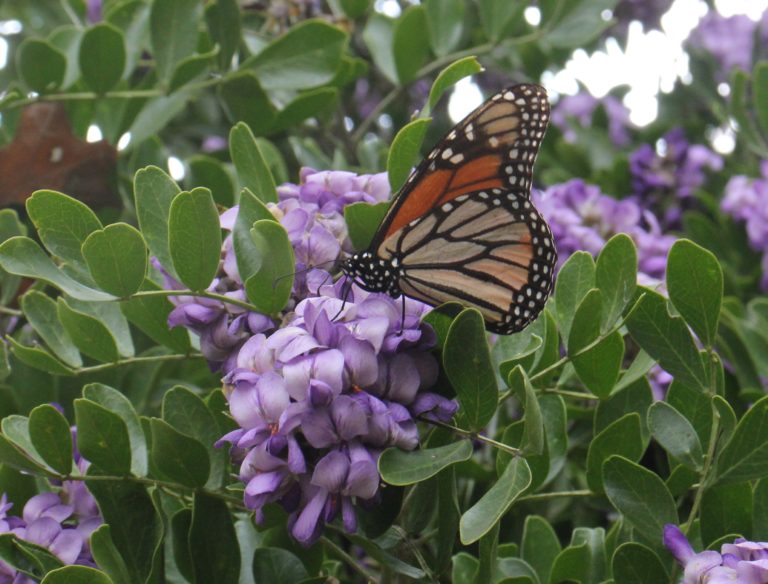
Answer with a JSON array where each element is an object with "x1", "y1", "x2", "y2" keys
[
  {"x1": 57, "y1": 299, "x2": 119, "y2": 363},
  {"x1": 568, "y1": 288, "x2": 602, "y2": 354},
  {"x1": 2, "y1": 415, "x2": 50, "y2": 471},
  {"x1": 378, "y1": 440, "x2": 472, "y2": 485},
  {"x1": 521, "y1": 515, "x2": 561, "y2": 584},
  {"x1": 648, "y1": 401, "x2": 703, "y2": 471},
  {"x1": 233, "y1": 188, "x2": 275, "y2": 286},
  {"x1": 701, "y1": 483, "x2": 752, "y2": 546},
  {"x1": 150, "y1": 0, "x2": 202, "y2": 82},
  {"x1": 229, "y1": 122, "x2": 278, "y2": 203},
  {"x1": 119, "y1": 280, "x2": 191, "y2": 353},
  {"x1": 188, "y1": 155, "x2": 235, "y2": 207},
  {"x1": 611, "y1": 542, "x2": 668, "y2": 584},
  {"x1": 543, "y1": 0, "x2": 619, "y2": 48},
  {"x1": 75, "y1": 399, "x2": 132, "y2": 475},
  {"x1": 274, "y1": 88, "x2": 339, "y2": 133},
  {"x1": 82, "y1": 224, "x2": 147, "y2": 297},
  {"x1": 345, "y1": 533, "x2": 425, "y2": 579},
  {"x1": 595, "y1": 233, "x2": 637, "y2": 331},
  {"x1": 248, "y1": 20, "x2": 347, "y2": 90},
  {"x1": 41, "y1": 565, "x2": 113, "y2": 584},
  {"x1": 444, "y1": 308, "x2": 498, "y2": 431},
  {"x1": 150, "y1": 418, "x2": 210, "y2": 487},
  {"x1": 79, "y1": 23, "x2": 126, "y2": 93},
  {"x1": 362, "y1": 13, "x2": 397, "y2": 84},
  {"x1": 21, "y1": 291, "x2": 81, "y2": 367},
  {"x1": 252, "y1": 548, "x2": 308, "y2": 584},
  {"x1": 459, "y1": 457, "x2": 531, "y2": 544},
  {"x1": 477, "y1": 0, "x2": 521, "y2": 42},
  {"x1": 6, "y1": 338, "x2": 75, "y2": 376},
  {"x1": 572, "y1": 331, "x2": 624, "y2": 398},
  {"x1": 393, "y1": 6, "x2": 431, "y2": 84},
  {"x1": 134, "y1": 165, "x2": 180, "y2": 279},
  {"x1": 17, "y1": 39, "x2": 66, "y2": 92},
  {"x1": 587, "y1": 414, "x2": 644, "y2": 493},
  {"x1": 387, "y1": 118, "x2": 431, "y2": 193},
  {"x1": 554, "y1": 251, "x2": 595, "y2": 343},
  {"x1": 126, "y1": 88, "x2": 195, "y2": 147},
  {"x1": 715, "y1": 395, "x2": 768, "y2": 484},
  {"x1": 476, "y1": 522, "x2": 499, "y2": 584},
  {"x1": 0, "y1": 432, "x2": 50, "y2": 474},
  {"x1": 0, "y1": 533, "x2": 63, "y2": 580},
  {"x1": 28, "y1": 404, "x2": 72, "y2": 475},
  {"x1": 106, "y1": 0, "x2": 151, "y2": 77},
  {"x1": 83, "y1": 383, "x2": 148, "y2": 477},
  {"x1": 67, "y1": 298, "x2": 134, "y2": 359},
  {"x1": 168, "y1": 188, "x2": 222, "y2": 291},
  {"x1": 426, "y1": 56, "x2": 483, "y2": 115},
  {"x1": 436, "y1": 466, "x2": 460, "y2": 572},
  {"x1": 754, "y1": 479, "x2": 768, "y2": 540},
  {"x1": 244, "y1": 220, "x2": 295, "y2": 314},
  {"x1": 451, "y1": 553, "x2": 478, "y2": 583},
  {"x1": 626, "y1": 289, "x2": 708, "y2": 390},
  {"x1": 753, "y1": 61, "x2": 768, "y2": 137},
  {"x1": 339, "y1": 0, "x2": 371, "y2": 18},
  {"x1": 344, "y1": 201, "x2": 390, "y2": 251},
  {"x1": 508, "y1": 367, "x2": 544, "y2": 455},
  {"x1": 190, "y1": 492, "x2": 240, "y2": 584},
  {"x1": 168, "y1": 49, "x2": 216, "y2": 92},
  {"x1": 602, "y1": 455, "x2": 678, "y2": 543},
  {"x1": 205, "y1": 0, "x2": 241, "y2": 70},
  {"x1": 219, "y1": 72, "x2": 277, "y2": 136},
  {"x1": 425, "y1": 0, "x2": 465, "y2": 57},
  {"x1": 667, "y1": 239, "x2": 723, "y2": 348},
  {"x1": 730, "y1": 69, "x2": 766, "y2": 151}
]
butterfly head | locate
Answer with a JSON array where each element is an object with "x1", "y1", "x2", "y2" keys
[{"x1": 341, "y1": 251, "x2": 401, "y2": 298}]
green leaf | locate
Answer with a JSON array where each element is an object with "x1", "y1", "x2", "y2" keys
[
  {"x1": 753, "y1": 61, "x2": 768, "y2": 137},
  {"x1": 219, "y1": 72, "x2": 277, "y2": 136},
  {"x1": 150, "y1": 0, "x2": 202, "y2": 82},
  {"x1": 554, "y1": 251, "x2": 595, "y2": 344},
  {"x1": 150, "y1": 418, "x2": 210, "y2": 487},
  {"x1": 595, "y1": 233, "x2": 637, "y2": 331},
  {"x1": 611, "y1": 542, "x2": 669, "y2": 584},
  {"x1": 28, "y1": 405, "x2": 73, "y2": 475},
  {"x1": 444, "y1": 308, "x2": 498, "y2": 431},
  {"x1": 498, "y1": 335, "x2": 543, "y2": 379},
  {"x1": 75, "y1": 399, "x2": 132, "y2": 475},
  {"x1": 648, "y1": 401, "x2": 703, "y2": 471},
  {"x1": 626, "y1": 289, "x2": 708, "y2": 390},
  {"x1": 425, "y1": 56, "x2": 483, "y2": 115},
  {"x1": 126, "y1": 88, "x2": 195, "y2": 147},
  {"x1": 168, "y1": 49, "x2": 216, "y2": 92},
  {"x1": 188, "y1": 155, "x2": 235, "y2": 207},
  {"x1": 477, "y1": 0, "x2": 521, "y2": 42},
  {"x1": 2, "y1": 416, "x2": 51, "y2": 472},
  {"x1": 362, "y1": 13, "x2": 398, "y2": 84},
  {"x1": 233, "y1": 188, "x2": 276, "y2": 287},
  {"x1": 424, "y1": 0, "x2": 465, "y2": 57},
  {"x1": 57, "y1": 299, "x2": 120, "y2": 363},
  {"x1": 754, "y1": 479, "x2": 768, "y2": 540},
  {"x1": 17, "y1": 39, "x2": 66, "y2": 92},
  {"x1": 387, "y1": 118, "x2": 431, "y2": 194},
  {"x1": 106, "y1": 0, "x2": 151, "y2": 78},
  {"x1": 451, "y1": 553, "x2": 478, "y2": 584},
  {"x1": 0, "y1": 533, "x2": 63, "y2": 580},
  {"x1": 508, "y1": 367, "x2": 544, "y2": 455},
  {"x1": 568, "y1": 288, "x2": 602, "y2": 353},
  {"x1": 83, "y1": 383, "x2": 148, "y2": 477},
  {"x1": 120, "y1": 281, "x2": 191, "y2": 354},
  {"x1": 41, "y1": 565, "x2": 113, "y2": 584},
  {"x1": 134, "y1": 166, "x2": 180, "y2": 279},
  {"x1": 49, "y1": 25, "x2": 83, "y2": 89},
  {"x1": 205, "y1": 0, "x2": 241, "y2": 69},
  {"x1": 0, "y1": 431, "x2": 50, "y2": 474},
  {"x1": 26, "y1": 190, "x2": 103, "y2": 273},
  {"x1": 715, "y1": 394, "x2": 768, "y2": 484},
  {"x1": 393, "y1": 6, "x2": 431, "y2": 83},
  {"x1": 701, "y1": 483, "x2": 752, "y2": 546},
  {"x1": 476, "y1": 522, "x2": 499, "y2": 584},
  {"x1": 543, "y1": 0, "x2": 619, "y2": 48},
  {"x1": 339, "y1": 0, "x2": 371, "y2": 18},
  {"x1": 730, "y1": 69, "x2": 766, "y2": 151},
  {"x1": 162, "y1": 386, "x2": 226, "y2": 488},
  {"x1": 21, "y1": 291, "x2": 82, "y2": 367},
  {"x1": 252, "y1": 548, "x2": 308, "y2": 584},
  {"x1": 6, "y1": 338, "x2": 75, "y2": 376},
  {"x1": 189, "y1": 492, "x2": 240, "y2": 584},
  {"x1": 459, "y1": 457, "x2": 531, "y2": 544},
  {"x1": 86, "y1": 471, "x2": 162, "y2": 584},
  {"x1": 586, "y1": 414, "x2": 644, "y2": 493},
  {"x1": 378, "y1": 440, "x2": 473, "y2": 485},
  {"x1": 79, "y1": 23, "x2": 126, "y2": 93},
  {"x1": 667, "y1": 239, "x2": 723, "y2": 348},
  {"x1": 229, "y1": 123, "x2": 278, "y2": 203},
  {"x1": 521, "y1": 516, "x2": 561, "y2": 584},
  {"x1": 437, "y1": 467, "x2": 460, "y2": 572},
  {"x1": 666, "y1": 380, "x2": 713, "y2": 451},
  {"x1": 244, "y1": 220, "x2": 295, "y2": 314},
  {"x1": 89, "y1": 526, "x2": 132, "y2": 584},
  {"x1": 274, "y1": 88, "x2": 339, "y2": 133},
  {"x1": 602, "y1": 455, "x2": 678, "y2": 543},
  {"x1": 344, "y1": 201, "x2": 390, "y2": 251},
  {"x1": 573, "y1": 331, "x2": 624, "y2": 398},
  {"x1": 168, "y1": 188, "x2": 222, "y2": 291},
  {"x1": 248, "y1": 20, "x2": 348, "y2": 90},
  {"x1": 82, "y1": 224, "x2": 147, "y2": 297}
]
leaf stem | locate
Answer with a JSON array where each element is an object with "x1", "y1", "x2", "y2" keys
[
  {"x1": 684, "y1": 401, "x2": 721, "y2": 530},
  {"x1": 517, "y1": 489, "x2": 595, "y2": 503},
  {"x1": 0, "y1": 306, "x2": 22, "y2": 317},
  {"x1": 321, "y1": 535, "x2": 377, "y2": 582},
  {"x1": 72, "y1": 352, "x2": 200, "y2": 375},
  {"x1": 126, "y1": 289, "x2": 261, "y2": 313},
  {"x1": 423, "y1": 418, "x2": 521, "y2": 457}
]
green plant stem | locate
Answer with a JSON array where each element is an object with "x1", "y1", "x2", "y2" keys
[
  {"x1": 517, "y1": 489, "x2": 595, "y2": 503},
  {"x1": 0, "y1": 306, "x2": 22, "y2": 317},
  {"x1": 684, "y1": 391, "x2": 722, "y2": 530},
  {"x1": 321, "y1": 535, "x2": 377, "y2": 583},
  {"x1": 72, "y1": 352, "x2": 200, "y2": 375},
  {"x1": 424, "y1": 418, "x2": 521, "y2": 457},
  {"x1": 498, "y1": 386, "x2": 598, "y2": 404},
  {"x1": 127, "y1": 288, "x2": 260, "y2": 313}
]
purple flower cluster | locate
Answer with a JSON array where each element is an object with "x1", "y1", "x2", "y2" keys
[
  {"x1": 165, "y1": 169, "x2": 455, "y2": 545},
  {"x1": 630, "y1": 128, "x2": 723, "y2": 227},
  {"x1": 721, "y1": 161, "x2": 768, "y2": 289},
  {"x1": 687, "y1": 11, "x2": 768, "y2": 78},
  {"x1": 664, "y1": 524, "x2": 768, "y2": 583},
  {"x1": 611, "y1": 0, "x2": 674, "y2": 36},
  {"x1": 533, "y1": 179, "x2": 676, "y2": 286},
  {"x1": 552, "y1": 93, "x2": 632, "y2": 146}
]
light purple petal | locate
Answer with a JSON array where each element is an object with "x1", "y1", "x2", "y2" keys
[
  {"x1": 312, "y1": 451, "x2": 349, "y2": 492},
  {"x1": 291, "y1": 487, "x2": 328, "y2": 546},
  {"x1": 49, "y1": 530, "x2": 83, "y2": 564}
]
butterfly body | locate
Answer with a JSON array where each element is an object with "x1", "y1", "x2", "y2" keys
[{"x1": 343, "y1": 83, "x2": 556, "y2": 334}]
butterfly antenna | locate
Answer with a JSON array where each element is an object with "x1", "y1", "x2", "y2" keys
[
  {"x1": 399, "y1": 294, "x2": 406, "y2": 335},
  {"x1": 331, "y1": 275, "x2": 353, "y2": 323},
  {"x1": 272, "y1": 260, "x2": 337, "y2": 290}
]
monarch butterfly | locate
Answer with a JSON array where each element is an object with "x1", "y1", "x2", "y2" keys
[{"x1": 342, "y1": 83, "x2": 556, "y2": 334}]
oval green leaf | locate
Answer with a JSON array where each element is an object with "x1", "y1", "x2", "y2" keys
[
  {"x1": 244, "y1": 220, "x2": 295, "y2": 314},
  {"x1": 29, "y1": 404, "x2": 73, "y2": 475},
  {"x1": 83, "y1": 223, "x2": 147, "y2": 297},
  {"x1": 79, "y1": 23, "x2": 126, "y2": 93},
  {"x1": 378, "y1": 440, "x2": 473, "y2": 485}
]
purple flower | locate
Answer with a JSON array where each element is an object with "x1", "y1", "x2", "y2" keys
[
  {"x1": 630, "y1": 128, "x2": 722, "y2": 228},
  {"x1": 688, "y1": 12, "x2": 760, "y2": 77},
  {"x1": 610, "y1": 0, "x2": 673, "y2": 36},
  {"x1": 722, "y1": 161, "x2": 768, "y2": 290},
  {"x1": 552, "y1": 93, "x2": 632, "y2": 146},
  {"x1": 664, "y1": 524, "x2": 768, "y2": 583}
]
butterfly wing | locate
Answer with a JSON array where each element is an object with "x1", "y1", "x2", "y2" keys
[{"x1": 369, "y1": 83, "x2": 554, "y2": 333}]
